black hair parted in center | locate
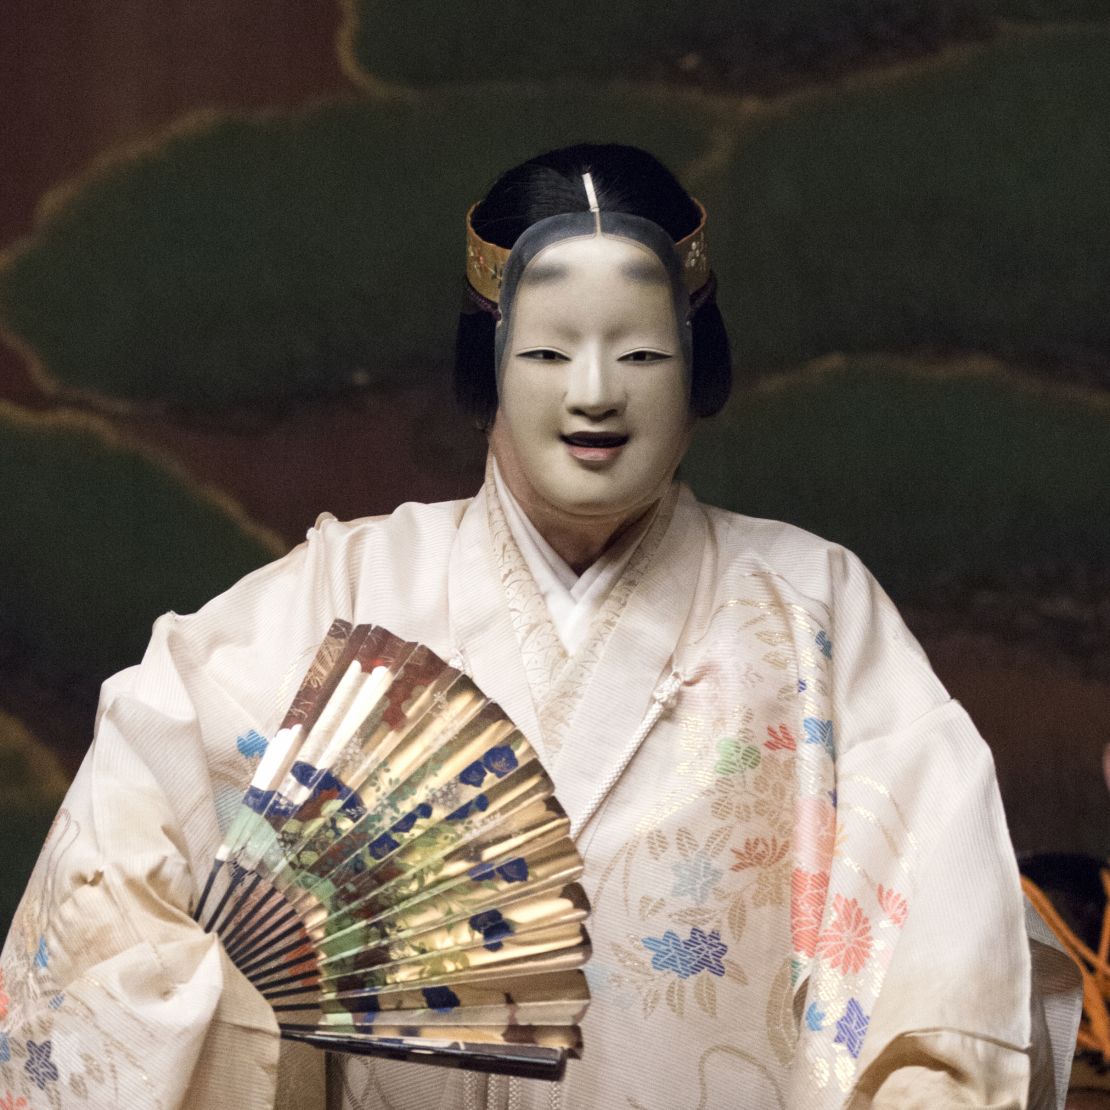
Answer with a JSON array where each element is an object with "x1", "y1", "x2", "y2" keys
[{"x1": 455, "y1": 143, "x2": 732, "y2": 425}]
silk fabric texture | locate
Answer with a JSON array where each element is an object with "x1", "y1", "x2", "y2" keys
[{"x1": 0, "y1": 477, "x2": 1076, "y2": 1108}]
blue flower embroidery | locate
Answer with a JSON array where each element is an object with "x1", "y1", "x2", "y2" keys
[
  {"x1": 805, "y1": 1002, "x2": 825, "y2": 1031},
  {"x1": 834, "y1": 998, "x2": 870, "y2": 1059},
  {"x1": 683, "y1": 927, "x2": 728, "y2": 976},
  {"x1": 25, "y1": 1038, "x2": 59, "y2": 1089},
  {"x1": 422, "y1": 986, "x2": 460, "y2": 1012},
  {"x1": 0, "y1": 1032, "x2": 10, "y2": 1062},
  {"x1": 236, "y1": 730, "x2": 268, "y2": 760},
  {"x1": 816, "y1": 630, "x2": 833, "y2": 659},
  {"x1": 798, "y1": 678, "x2": 808, "y2": 692},
  {"x1": 470, "y1": 909, "x2": 513, "y2": 951},
  {"x1": 34, "y1": 936, "x2": 48, "y2": 970},
  {"x1": 642, "y1": 927, "x2": 728, "y2": 979},
  {"x1": 671, "y1": 856, "x2": 723, "y2": 903},
  {"x1": 803, "y1": 718, "x2": 835, "y2": 759},
  {"x1": 643, "y1": 930, "x2": 696, "y2": 978},
  {"x1": 48, "y1": 992, "x2": 65, "y2": 1010}
]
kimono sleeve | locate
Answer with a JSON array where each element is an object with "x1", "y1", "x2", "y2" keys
[
  {"x1": 0, "y1": 518, "x2": 355, "y2": 1109},
  {"x1": 791, "y1": 546, "x2": 1043, "y2": 1107}
]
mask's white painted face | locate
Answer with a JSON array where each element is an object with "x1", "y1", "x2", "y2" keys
[{"x1": 490, "y1": 234, "x2": 692, "y2": 524}]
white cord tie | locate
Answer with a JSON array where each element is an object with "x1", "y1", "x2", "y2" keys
[{"x1": 571, "y1": 669, "x2": 685, "y2": 841}]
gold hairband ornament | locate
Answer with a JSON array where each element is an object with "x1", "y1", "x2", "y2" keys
[{"x1": 464, "y1": 185, "x2": 710, "y2": 306}]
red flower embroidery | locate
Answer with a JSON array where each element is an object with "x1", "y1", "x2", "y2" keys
[
  {"x1": 0, "y1": 968, "x2": 7, "y2": 1022},
  {"x1": 765, "y1": 724, "x2": 797, "y2": 751},
  {"x1": 877, "y1": 884, "x2": 908, "y2": 927},
  {"x1": 817, "y1": 894, "x2": 873, "y2": 975},
  {"x1": 791, "y1": 868, "x2": 829, "y2": 958},
  {"x1": 730, "y1": 836, "x2": 788, "y2": 871},
  {"x1": 0, "y1": 1092, "x2": 28, "y2": 1110}
]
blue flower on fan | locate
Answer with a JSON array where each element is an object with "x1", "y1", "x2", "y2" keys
[
  {"x1": 0, "y1": 1032, "x2": 10, "y2": 1062},
  {"x1": 446, "y1": 793, "x2": 490, "y2": 822},
  {"x1": 34, "y1": 936, "x2": 48, "y2": 970},
  {"x1": 354, "y1": 995, "x2": 380, "y2": 1029},
  {"x1": 816, "y1": 630, "x2": 833, "y2": 659},
  {"x1": 469, "y1": 856, "x2": 529, "y2": 884},
  {"x1": 482, "y1": 746, "x2": 518, "y2": 777},
  {"x1": 422, "y1": 986, "x2": 460, "y2": 1012},
  {"x1": 805, "y1": 1002, "x2": 825, "y2": 1031},
  {"x1": 459, "y1": 760, "x2": 487, "y2": 787},
  {"x1": 25, "y1": 1038, "x2": 59, "y2": 1089},
  {"x1": 470, "y1": 909, "x2": 514, "y2": 951},
  {"x1": 803, "y1": 717, "x2": 835, "y2": 759},
  {"x1": 368, "y1": 832, "x2": 400, "y2": 860},
  {"x1": 391, "y1": 802, "x2": 433, "y2": 834},
  {"x1": 834, "y1": 998, "x2": 870, "y2": 1059}
]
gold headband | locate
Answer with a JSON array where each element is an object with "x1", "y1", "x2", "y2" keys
[{"x1": 465, "y1": 197, "x2": 710, "y2": 305}]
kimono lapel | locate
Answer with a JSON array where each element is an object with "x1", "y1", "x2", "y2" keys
[
  {"x1": 446, "y1": 485, "x2": 545, "y2": 752},
  {"x1": 549, "y1": 485, "x2": 709, "y2": 831}
]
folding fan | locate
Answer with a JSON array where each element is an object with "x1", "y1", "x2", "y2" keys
[{"x1": 192, "y1": 620, "x2": 590, "y2": 1080}]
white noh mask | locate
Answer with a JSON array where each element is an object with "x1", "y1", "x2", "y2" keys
[{"x1": 490, "y1": 175, "x2": 694, "y2": 526}]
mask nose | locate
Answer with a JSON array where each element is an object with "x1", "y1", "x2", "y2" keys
[{"x1": 564, "y1": 344, "x2": 624, "y2": 420}]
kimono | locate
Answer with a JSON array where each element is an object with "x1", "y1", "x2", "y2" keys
[{"x1": 0, "y1": 475, "x2": 1076, "y2": 1109}]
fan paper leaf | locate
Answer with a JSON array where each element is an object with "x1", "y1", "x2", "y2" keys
[{"x1": 194, "y1": 621, "x2": 591, "y2": 1079}]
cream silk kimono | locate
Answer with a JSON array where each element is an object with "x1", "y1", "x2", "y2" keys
[{"x1": 0, "y1": 478, "x2": 1078, "y2": 1109}]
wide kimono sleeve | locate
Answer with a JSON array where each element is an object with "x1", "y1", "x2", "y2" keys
[
  {"x1": 783, "y1": 543, "x2": 1072, "y2": 1109},
  {"x1": 0, "y1": 518, "x2": 357, "y2": 1109}
]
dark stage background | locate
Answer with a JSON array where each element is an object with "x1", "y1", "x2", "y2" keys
[{"x1": 1, "y1": 0, "x2": 1107, "y2": 974}]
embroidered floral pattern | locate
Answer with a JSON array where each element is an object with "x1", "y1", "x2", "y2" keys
[
  {"x1": 795, "y1": 796, "x2": 837, "y2": 873},
  {"x1": 671, "y1": 855, "x2": 723, "y2": 902},
  {"x1": 0, "y1": 1093, "x2": 28, "y2": 1110},
  {"x1": 642, "y1": 927, "x2": 728, "y2": 979},
  {"x1": 791, "y1": 869, "x2": 830, "y2": 958},
  {"x1": 24, "y1": 1040, "x2": 58, "y2": 1090},
  {"x1": 833, "y1": 998, "x2": 869, "y2": 1058},
  {"x1": 817, "y1": 895, "x2": 873, "y2": 975},
  {"x1": 877, "y1": 885, "x2": 908, "y2": 927},
  {"x1": 803, "y1": 718, "x2": 835, "y2": 759},
  {"x1": 714, "y1": 736, "x2": 761, "y2": 776},
  {"x1": 730, "y1": 836, "x2": 788, "y2": 871},
  {"x1": 0, "y1": 971, "x2": 8, "y2": 1022},
  {"x1": 765, "y1": 723, "x2": 796, "y2": 751},
  {"x1": 235, "y1": 729, "x2": 268, "y2": 761}
]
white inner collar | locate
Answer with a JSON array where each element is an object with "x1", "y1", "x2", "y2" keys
[{"x1": 491, "y1": 458, "x2": 656, "y2": 655}]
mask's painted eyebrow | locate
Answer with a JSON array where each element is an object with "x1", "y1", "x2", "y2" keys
[
  {"x1": 619, "y1": 257, "x2": 668, "y2": 285},
  {"x1": 520, "y1": 260, "x2": 570, "y2": 285}
]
